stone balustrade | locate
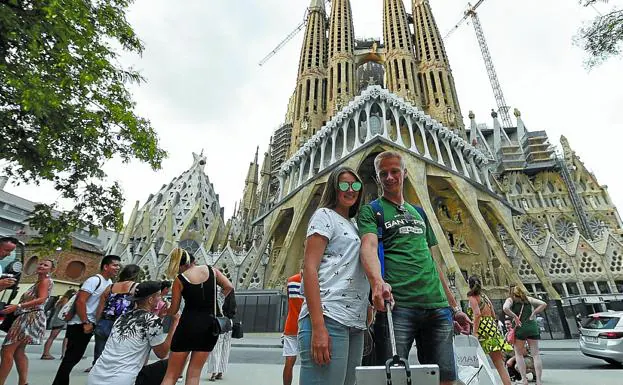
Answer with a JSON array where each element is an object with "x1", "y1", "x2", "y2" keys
[{"x1": 277, "y1": 86, "x2": 492, "y2": 200}]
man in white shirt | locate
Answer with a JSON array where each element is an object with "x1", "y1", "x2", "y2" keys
[
  {"x1": 87, "y1": 281, "x2": 180, "y2": 385},
  {"x1": 52, "y1": 254, "x2": 120, "y2": 385}
]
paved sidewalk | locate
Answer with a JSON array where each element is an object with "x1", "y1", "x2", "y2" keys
[
  {"x1": 43, "y1": 330, "x2": 582, "y2": 351},
  {"x1": 230, "y1": 333, "x2": 582, "y2": 351}
]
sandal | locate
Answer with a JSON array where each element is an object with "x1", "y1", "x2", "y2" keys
[
  {"x1": 41, "y1": 354, "x2": 55, "y2": 360},
  {"x1": 215, "y1": 373, "x2": 223, "y2": 380}
]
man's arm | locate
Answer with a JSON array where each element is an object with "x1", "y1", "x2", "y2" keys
[
  {"x1": 360, "y1": 233, "x2": 391, "y2": 311},
  {"x1": 152, "y1": 314, "x2": 180, "y2": 359},
  {"x1": 75, "y1": 290, "x2": 92, "y2": 333}
]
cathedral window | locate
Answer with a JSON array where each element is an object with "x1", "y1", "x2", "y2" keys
[
  {"x1": 552, "y1": 283, "x2": 565, "y2": 296},
  {"x1": 179, "y1": 239, "x2": 200, "y2": 254},
  {"x1": 597, "y1": 281, "x2": 611, "y2": 294},
  {"x1": 429, "y1": 72, "x2": 437, "y2": 94},
  {"x1": 583, "y1": 282, "x2": 598, "y2": 294},
  {"x1": 567, "y1": 282, "x2": 580, "y2": 295}
]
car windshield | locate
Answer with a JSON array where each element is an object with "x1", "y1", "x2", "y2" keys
[{"x1": 582, "y1": 316, "x2": 620, "y2": 330}]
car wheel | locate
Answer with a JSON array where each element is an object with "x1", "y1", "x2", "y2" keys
[{"x1": 603, "y1": 359, "x2": 622, "y2": 367}]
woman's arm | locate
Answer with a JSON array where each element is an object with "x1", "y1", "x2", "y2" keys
[
  {"x1": 503, "y1": 297, "x2": 522, "y2": 327},
  {"x1": 468, "y1": 296, "x2": 480, "y2": 337},
  {"x1": 167, "y1": 278, "x2": 183, "y2": 316},
  {"x1": 213, "y1": 267, "x2": 234, "y2": 297},
  {"x1": 528, "y1": 296, "x2": 547, "y2": 319},
  {"x1": 95, "y1": 285, "x2": 112, "y2": 321},
  {"x1": 304, "y1": 233, "x2": 331, "y2": 365}
]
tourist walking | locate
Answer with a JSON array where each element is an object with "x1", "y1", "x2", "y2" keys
[
  {"x1": 466, "y1": 275, "x2": 513, "y2": 385},
  {"x1": 41, "y1": 289, "x2": 76, "y2": 360},
  {"x1": 358, "y1": 151, "x2": 471, "y2": 385},
  {"x1": 87, "y1": 281, "x2": 180, "y2": 385},
  {"x1": 160, "y1": 249, "x2": 234, "y2": 385},
  {"x1": 88, "y1": 263, "x2": 140, "y2": 369},
  {"x1": 298, "y1": 166, "x2": 370, "y2": 385},
  {"x1": 282, "y1": 271, "x2": 302, "y2": 385},
  {"x1": 207, "y1": 287, "x2": 236, "y2": 381},
  {"x1": 503, "y1": 285, "x2": 547, "y2": 385},
  {"x1": 0, "y1": 259, "x2": 54, "y2": 385},
  {"x1": 51, "y1": 254, "x2": 120, "y2": 385}
]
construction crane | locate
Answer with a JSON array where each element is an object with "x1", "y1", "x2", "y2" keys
[
  {"x1": 444, "y1": 0, "x2": 514, "y2": 129},
  {"x1": 258, "y1": 0, "x2": 331, "y2": 67}
]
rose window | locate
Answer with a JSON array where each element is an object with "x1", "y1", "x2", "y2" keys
[
  {"x1": 555, "y1": 218, "x2": 575, "y2": 240},
  {"x1": 520, "y1": 219, "x2": 545, "y2": 245}
]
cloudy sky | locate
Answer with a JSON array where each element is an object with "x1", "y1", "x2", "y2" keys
[{"x1": 6, "y1": 0, "x2": 623, "y2": 223}]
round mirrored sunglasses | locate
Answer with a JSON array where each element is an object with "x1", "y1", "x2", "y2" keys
[{"x1": 338, "y1": 181, "x2": 363, "y2": 192}]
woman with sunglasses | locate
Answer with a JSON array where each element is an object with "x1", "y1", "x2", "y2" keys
[{"x1": 299, "y1": 166, "x2": 370, "y2": 385}]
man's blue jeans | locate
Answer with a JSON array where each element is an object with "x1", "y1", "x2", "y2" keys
[
  {"x1": 373, "y1": 306, "x2": 457, "y2": 382},
  {"x1": 298, "y1": 315, "x2": 364, "y2": 385}
]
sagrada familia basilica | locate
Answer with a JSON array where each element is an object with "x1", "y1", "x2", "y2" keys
[{"x1": 105, "y1": 0, "x2": 623, "y2": 315}]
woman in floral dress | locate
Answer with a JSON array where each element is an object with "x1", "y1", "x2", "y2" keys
[
  {"x1": 0, "y1": 258, "x2": 54, "y2": 385},
  {"x1": 466, "y1": 275, "x2": 513, "y2": 385}
]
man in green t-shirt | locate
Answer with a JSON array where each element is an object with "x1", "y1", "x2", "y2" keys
[{"x1": 358, "y1": 151, "x2": 471, "y2": 385}]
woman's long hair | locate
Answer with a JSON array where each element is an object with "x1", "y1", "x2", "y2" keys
[
  {"x1": 467, "y1": 275, "x2": 482, "y2": 297},
  {"x1": 119, "y1": 264, "x2": 140, "y2": 282},
  {"x1": 510, "y1": 285, "x2": 529, "y2": 303},
  {"x1": 318, "y1": 166, "x2": 365, "y2": 218}
]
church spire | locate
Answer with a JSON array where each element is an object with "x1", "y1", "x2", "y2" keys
[
  {"x1": 383, "y1": 0, "x2": 421, "y2": 105},
  {"x1": 412, "y1": 0, "x2": 464, "y2": 135},
  {"x1": 290, "y1": 0, "x2": 329, "y2": 156},
  {"x1": 327, "y1": 0, "x2": 356, "y2": 117}
]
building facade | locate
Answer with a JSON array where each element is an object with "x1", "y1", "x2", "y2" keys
[{"x1": 237, "y1": 0, "x2": 623, "y2": 337}]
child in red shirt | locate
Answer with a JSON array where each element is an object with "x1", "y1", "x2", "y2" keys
[{"x1": 283, "y1": 272, "x2": 303, "y2": 385}]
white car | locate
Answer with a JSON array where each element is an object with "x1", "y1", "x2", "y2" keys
[{"x1": 579, "y1": 311, "x2": 623, "y2": 366}]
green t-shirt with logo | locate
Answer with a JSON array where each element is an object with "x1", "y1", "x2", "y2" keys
[{"x1": 358, "y1": 197, "x2": 448, "y2": 309}]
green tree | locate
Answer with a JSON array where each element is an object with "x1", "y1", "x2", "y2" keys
[
  {"x1": 0, "y1": 0, "x2": 167, "y2": 250},
  {"x1": 577, "y1": 0, "x2": 623, "y2": 68}
]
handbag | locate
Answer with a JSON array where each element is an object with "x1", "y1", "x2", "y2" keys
[
  {"x1": 232, "y1": 320, "x2": 244, "y2": 339},
  {"x1": 0, "y1": 312, "x2": 16, "y2": 333},
  {"x1": 211, "y1": 267, "x2": 232, "y2": 336},
  {"x1": 507, "y1": 303, "x2": 524, "y2": 344}
]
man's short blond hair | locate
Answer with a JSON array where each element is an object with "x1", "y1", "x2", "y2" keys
[{"x1": 373, "y1": 151, "x2": 406, "y2": 175}]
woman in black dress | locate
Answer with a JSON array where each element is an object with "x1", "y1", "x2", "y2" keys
[{"x1": 161, "y1": 249, "x2": 233, "y2": 385}]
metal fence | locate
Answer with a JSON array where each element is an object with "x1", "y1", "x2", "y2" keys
[{"x1": 236, "y1": 290, "x2": 287, "y2": 333}]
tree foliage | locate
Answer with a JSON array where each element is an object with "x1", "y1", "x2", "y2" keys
[
  {"x1": 577, "y1": 0, "x2": 623, "y2": 68},
  {"x1": 0, "y1": 0, "x2": 167, "y2": 250}
]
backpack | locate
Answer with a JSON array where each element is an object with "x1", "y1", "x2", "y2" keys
[
  {"x1": 369, "y1": 198, "x2": 428, "y2": 277},
  {"x1": 58, "y1": 274, "x2": 103, "y2": 321}
]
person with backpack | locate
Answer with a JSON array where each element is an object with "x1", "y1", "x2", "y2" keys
[
  {"x1": 51, "y1": 254, "x2": 120, "y2": 385},
  {"x1": 298, "y1": 166, "x2": 370, "y2": 385},
  {"x1": 358, "y1": 151, "x2": 471, "y2": 385},
  {"x1": 84, "y1": 263, "x2": 140, "y2": 371},
  {"x1": 41, "y1": 289, "x2": 76, "y2": 360}
]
